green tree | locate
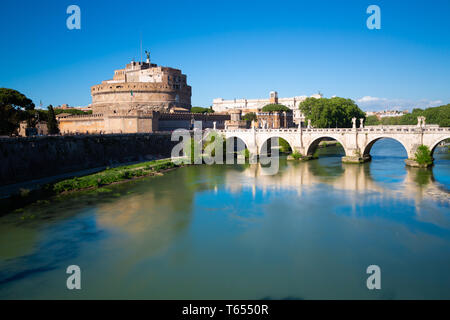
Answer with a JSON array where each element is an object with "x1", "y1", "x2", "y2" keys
[
  {"x1": 191, "y1": 106, "x2": 214, "y2": 114},
  {"x1": 365, "y1": 115, "x2": 380, "y2": 125},
  {"x1": 279, "y1": 138, "x2": 292, "y2": 154},
  {"x1": 54, "y1": 108, "x2": 92, "y2": 116},
  {"x1": 0, "y1": 88, "x2": 35, "y2": 135},
  {"x1": 299, "y1": 97, "x2": 365, "y2": 128},
  {"x1": 261, "y1": 104, "x2": 291, "y2": 112},
  {"x1": 242, "y1": 112, "x2": 257, "y2": 122},
  {"x1": 369, "y1": 104, "x2": 450, "y2": 127},
  {"x1": 47, "y1": 105, "x2": 60, "y2": 134}
]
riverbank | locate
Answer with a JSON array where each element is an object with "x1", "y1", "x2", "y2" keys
[
  {"x1": 0, "y1": 158, "x2": 180, "y2": 215},
  {"x1": 52, "y1": 158, "x2": 177, "y2": 193}
]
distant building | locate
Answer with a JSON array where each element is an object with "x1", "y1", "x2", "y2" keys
[
  {"x1": 54, "y1": 104, "x2": 72, "y2": 110},
  {"x1": 366, "y1": 110, "x2": 409, "y2": 119},
  {"x1": 225, "y1": 109, "x2": 294, "y2": 130},
  {"x1": 54, "y1": 104, "x2": 92, "y2": 113},
  {"x1": 212, "y1": 91, "x2": 322, "y2": 125},
  {"x1": 76, "y1": 106, "x2": 93, "y2": 113},
  {"x1": 18, "y1": 121, "x2": 48, "y2": 137},
  {"x1": 255, "y1": 111, "x2": 294, "y2": 129}
]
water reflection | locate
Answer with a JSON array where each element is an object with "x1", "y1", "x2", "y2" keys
[
  {"x1": 223, "y1": 157, "x2": 449, "y2": 205},
  {"x1": 0, "y1": 141, "x2": 448, "y2": 299}
]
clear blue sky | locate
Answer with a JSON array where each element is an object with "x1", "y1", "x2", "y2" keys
[{"x1": 1, "y1": 0, "x2": 449, "y2": 111}]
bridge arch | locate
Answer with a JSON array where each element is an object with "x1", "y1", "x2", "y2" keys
[
  {"x1": 429, "y1": 135, "x2": 450, "y2": 156},
  {"x1": 224, "y1": 135, "x2": 250, "y2": 154},
  {"x1": 306, "y1": 136, "x2": 348, "y2": 157},
  {"x1": 258, "y1": 135, "x2": 295, "y2": 156},
  {"x1": 363, "y1": 136, "x2": 409, "y2": 158}
]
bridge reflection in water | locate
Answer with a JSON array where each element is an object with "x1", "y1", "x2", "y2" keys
[
  {"x1": 223, "y1": 160, "x2": 448, "y2": 201},
  {"x1": 220, "y1": 144, "x2": 449, "y2": 229}
]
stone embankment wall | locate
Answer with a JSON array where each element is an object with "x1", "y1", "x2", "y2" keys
[{"x1": 0, "y1": 133, "x2": 176, "y2": 186}]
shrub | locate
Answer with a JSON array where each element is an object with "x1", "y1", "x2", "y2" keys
[
  {"x1": 291, "y1": 151, "x2": 303, "y2": 160},
  {"x1": 414, "y1": 145, "x2": 433, "y2": 165}
]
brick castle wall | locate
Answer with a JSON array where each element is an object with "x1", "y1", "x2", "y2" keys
[{"x1": 57, "y1": 112, "x2": 230, "y2": 134}]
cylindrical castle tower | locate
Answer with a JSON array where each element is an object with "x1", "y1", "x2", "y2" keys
[{"x1": 90, "y1": 59, "x2": 192, "y2": 113}]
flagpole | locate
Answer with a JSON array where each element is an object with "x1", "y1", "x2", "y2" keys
[{"x1": 140, "y1": 32, "x2": 143, "y2": 63}]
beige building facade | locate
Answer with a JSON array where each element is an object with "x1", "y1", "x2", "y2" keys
[
  {"x1": 58, "y1": 111, "x2": 230, "y2": 134},
  {"x1": 212, "y1": 91, "x2": 322, "y2": 125}
]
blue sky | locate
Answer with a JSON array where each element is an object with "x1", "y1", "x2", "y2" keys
[{"x1": 0, "y1": 0, "x2": 449, "y2": 111}]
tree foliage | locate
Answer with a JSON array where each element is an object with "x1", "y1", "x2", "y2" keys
[
  {"x1": 0, "y1": 88, "x2": 35, "y2": 135},
  {"x1": 365, "y1": 115, "x2": 379, "y2": 126},
  {"x1": 191, "y1": 106, "x2": 214, "y2": 114},
  {"x1": 54, "y1": 108, "x2": 92, "y2": 116},
  {"x1": 47, "y1": 105, "x2": 60, "y2": 135},
  {"x1": 364, "y1": 104, "x2": 450, "y2": 127},
  {"x1": 279, "y1": 138, "x2": 292, "y2": 154},
  {"x1": 242, "y1": 112, "x2": 257, "y2": 121},
  {"x1": 261, "y1": 104, "x2": 291, "y2": 113},
  {"x1": 299, "y1": 97, "x2": 365, "y2": 128}
]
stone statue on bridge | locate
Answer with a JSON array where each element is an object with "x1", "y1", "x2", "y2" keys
[{"x1": 417, "y1": 116, "x2": 426, "y2": 128}]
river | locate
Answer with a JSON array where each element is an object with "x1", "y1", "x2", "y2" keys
[{"x1": 0, "y1": 139, "x2": 449, "y2": 299}]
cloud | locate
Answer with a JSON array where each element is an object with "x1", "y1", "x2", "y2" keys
[
  {"x1": 358, "y1": 96, "x2": 383, "y2": 103},
  {"x1": 355, "y1": 96, "x2": 444, "y2": 111}
]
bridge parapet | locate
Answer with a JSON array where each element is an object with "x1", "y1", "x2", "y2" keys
[{"x1": 218, "y1": 126, "x2": 450, "y2": 134}]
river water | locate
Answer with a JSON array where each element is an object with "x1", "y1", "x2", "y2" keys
[{"x1": 0, "y1": 139, "x2": 449, "y2": 299}]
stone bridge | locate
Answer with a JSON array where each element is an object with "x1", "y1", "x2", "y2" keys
[{"x1": 215, "y1": 118, "x2": 450, "y2": 166}]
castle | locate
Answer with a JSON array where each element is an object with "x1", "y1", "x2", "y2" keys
[
  {"x1": 91, "y1": 52, "x2": 191, "y2": 113},
  {"x1": 58, "y1": 54, "x2": 228, "y2": 134}
]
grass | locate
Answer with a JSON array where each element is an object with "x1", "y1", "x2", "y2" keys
[{"x1": 51, "y1": 158, "x2": 177, "y2": 193}]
